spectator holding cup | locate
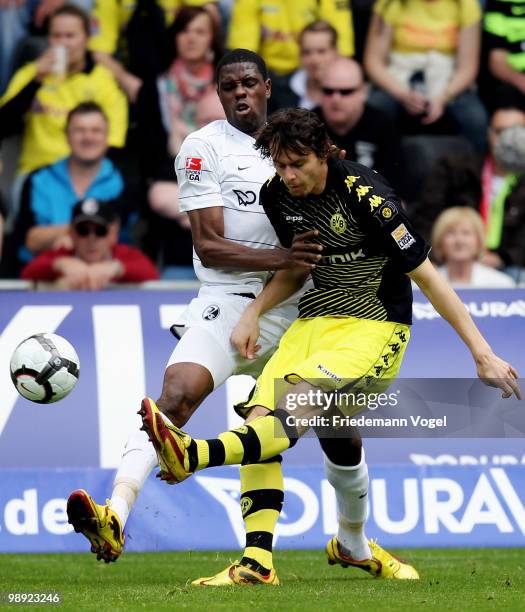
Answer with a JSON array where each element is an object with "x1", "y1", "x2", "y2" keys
[{"x1": 0, "y1": 3, "x2": 128, "y2": 176}]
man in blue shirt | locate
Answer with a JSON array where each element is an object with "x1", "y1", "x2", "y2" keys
[{"x1": 13, "y1": 101, "x2": 132, "y2": 267}]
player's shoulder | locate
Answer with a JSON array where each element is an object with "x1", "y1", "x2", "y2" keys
[
  {"x1": 332, "y1": 158, "x2": 386, "y2": 186},
  {"x1": 260, "y1": 172, "x2": 284, "y2": 199},
  {"x1": 179, "y1": 120, "x2": 229, "y2": 152}
]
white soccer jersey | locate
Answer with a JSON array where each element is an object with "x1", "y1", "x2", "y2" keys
[{"x1": 175, "y1": 120, "x2": 279, "y2": 293}]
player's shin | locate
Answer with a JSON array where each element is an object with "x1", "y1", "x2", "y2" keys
[
  {"x1": 239, "y1": 458, "x2": 284, "y2": 574},
  {"x1": 110, "y1": 429, "x2": 159, "y2": 526},
  {"x1": 192, "y1": 410, "x2": 297, "y2": 470},
  {"x1": 324, "y1": 448, "x2": 371, "y2": 561}
]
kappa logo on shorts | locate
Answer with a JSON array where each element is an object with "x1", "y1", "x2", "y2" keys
[
  {"x1": 185, "y1": 157, "x2": 203, "y2": 182},
  {"x1": 202, "y1": 305, "x2": 220, "y2": 320},
  {"x1": 317, "y1": 364, "x2": 342, "y2": 382},
  {"x1": 391, "y1": 223, "x2": 416, "y2": 250}
]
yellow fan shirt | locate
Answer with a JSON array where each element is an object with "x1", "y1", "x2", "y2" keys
[
  {"x1": 374, "y1": 0, "x2": 481, "y2": 55},
  {"x1": 0, "y1": 61, "x2": 128, "y2": 174}
]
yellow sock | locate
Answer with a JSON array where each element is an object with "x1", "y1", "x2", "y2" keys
[{"x1": 239, "y1": 460, "x2": 284, "y2": 572}]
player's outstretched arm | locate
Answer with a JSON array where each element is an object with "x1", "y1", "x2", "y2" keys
[
  {"x1": 408, "y1": 258, "x2": 521, "y2": 399},
  {"x1": 188, "y1": 208, "x2": 322, "y2": 271},
  {"x1": 231, "y1": 266, "x2": 310, "y2": 359}
]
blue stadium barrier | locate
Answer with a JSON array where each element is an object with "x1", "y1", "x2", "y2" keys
[
  {"x1": 0, "y1": 465, "x2": 524, "y2": 552},
  {"x1": 1, "y1": 288, "x2": 524, "y2": 551}
]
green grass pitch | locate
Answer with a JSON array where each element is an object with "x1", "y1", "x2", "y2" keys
[{"x1": 1, "y1": 549, "x2": 524, "y2": 610}]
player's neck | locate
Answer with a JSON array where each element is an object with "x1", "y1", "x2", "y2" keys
[{"x1": 311, "y1": 162, "x2": 329, "y2": 194}]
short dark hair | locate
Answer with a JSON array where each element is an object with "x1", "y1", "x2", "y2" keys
[
  {"x1": 299, "y1": 20, "x2": 338, "y2": 49},
  {"x1": 66, "y1": 101, "x2": 108, "y2": 129},
  {"x1": 48, "y1": 4, "x2": 91, "y2": 36},
  {"x1": 215, "y1": 48, "x2": 268, "y2": 84},
  {"x1": 255, "y1": 108, "x2": 332, "y2": 160}
]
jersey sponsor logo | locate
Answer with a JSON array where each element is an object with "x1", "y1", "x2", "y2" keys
[
  {"x1": 320, "y1": 249, "x2": 365, "y2": 265},
  {"x1": 233, "y1": 189, "x2": 257, "y2": 206},
  {"x1": 369, "y1": 195, "x2": 385, "y2": 212},
  {"x1": 330, "y1": 212, "x2": 347, "y2": 235},
  {"x1": 185, "y1": 157, "x2": 203, "y2": 181},
  {"x1": 237, "y1": 165, "x2": 251, "y2": 171},
  {"x1": 285, "y1": 215, "x2": 303, "y2": 222},
  {"x1": 374, "y1": 201, "x2": 398, "y2": 226},
  {"x1": 391, "y1": 224, "x2": 416, "y2": 250},
  {"x1": 344, "y1": 175, "x2": 359, "y2": 192},
  {"x1": 202, "y1": 305, "x2": 220, "y2": 320}
]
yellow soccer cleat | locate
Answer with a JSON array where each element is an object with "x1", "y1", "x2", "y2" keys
[
  {"x1": 326, "y1": 537, "x2": 419, "y2": 579},
  {"x1": 368, "y1": 539, "x2": 419, "y2": 579},
  {"x1": 138, "y1": 397, "x2": 193, "y2": 484},
  {"x1": 192, "y1": 562, "x2": 280, "y2": 586},
  {"x1": 67, "y1": 489, "x2": 124, "y2": 563}
]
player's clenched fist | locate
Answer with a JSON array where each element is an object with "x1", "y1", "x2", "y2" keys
[{"x1": 231, "y1": 305, "x2": 261, "y2": 360}]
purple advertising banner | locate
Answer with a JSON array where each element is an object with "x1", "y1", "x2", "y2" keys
[
  {"x1": 0, "y1": 465, "x2": 524, "y2": 552},
  {"x1": 0, "y1": 289, "x2": 524, "y2": 470}
]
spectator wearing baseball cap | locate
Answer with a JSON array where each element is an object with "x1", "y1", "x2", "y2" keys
[{"x1": 21, "y1": 198, "x2": 159, "y2": 289}]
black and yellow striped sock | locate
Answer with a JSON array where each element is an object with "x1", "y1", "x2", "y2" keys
[
  {"x1": 191, "y1": 410, "x2": 297, "y2": 471},
  {"x1": 238, "y1": 458, "x2": 284, "y2": 575}
]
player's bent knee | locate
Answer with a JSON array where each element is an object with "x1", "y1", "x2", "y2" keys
[
  {"x1": 156, "y1": 363, "x2": 213, "y2": 425},
  {"x1": 157, "y1": 387, "x2": 194, "y2": 426}
]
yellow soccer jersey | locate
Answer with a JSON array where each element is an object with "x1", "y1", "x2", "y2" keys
[
  {"x1": 262, "y1": 158, "x2": 430, "y2": 323},
  {"x1": 374, "y1": 0, "x2": 481, "y2": 55},
  {"x1": 0, "y1": 57, "x2": 128, "y2": 174},
  {"x1": 227, "y1": 0, "x2": 354, "y2": 75}
]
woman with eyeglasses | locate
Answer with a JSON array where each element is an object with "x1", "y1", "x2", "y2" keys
[{"x1": 364, "y1": 0, "x2": 488, "y2": 152}]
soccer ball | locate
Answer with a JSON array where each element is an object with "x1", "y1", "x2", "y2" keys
[{"x1": 10, "y1": 333, "x2": 80, "y2": 403}]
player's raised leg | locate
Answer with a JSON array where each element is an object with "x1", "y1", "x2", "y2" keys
[{"x1": 139, "y1": 379, "x2": 325, "y2": 482}]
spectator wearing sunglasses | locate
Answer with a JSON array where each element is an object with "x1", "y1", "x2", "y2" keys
[
  {"x1": 313, "y1": 56, "x2": 400, "y2": 187},
  {"x1": 21, "y1": 198, "x2": 159, "y2": 289}
]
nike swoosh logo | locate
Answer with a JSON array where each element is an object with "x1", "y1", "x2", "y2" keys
[
  {"x1": 359, "y1": 492, "x2": 368, "y2": 498},
  {"x1": 238, "y1": 166, "x2": 250, "y2": 171}
]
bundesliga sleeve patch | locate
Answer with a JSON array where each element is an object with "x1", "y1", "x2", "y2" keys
[
  {"x1": 391, "y1": 223, "x2": 416, "y2": 249},
  {"x1": 185, "y1": 157, "x2": 203, "y2": 181}
]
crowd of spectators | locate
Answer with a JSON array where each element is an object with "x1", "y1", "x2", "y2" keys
[{"x1": 0, "y1": 0, "x2": 524, "y2": 288}]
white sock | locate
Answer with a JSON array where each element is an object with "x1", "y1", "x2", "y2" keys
[
  {"x1": 110, "y1": 495, "x2": 130, "y2": 526},
  {"x1": 324, "y1": 449, "x2": 371, "y2": 561},
  {"x1": 110, "y1": 429, "x2": 158, "y2": 528}
]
